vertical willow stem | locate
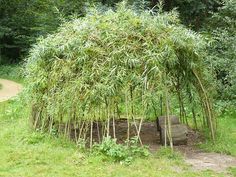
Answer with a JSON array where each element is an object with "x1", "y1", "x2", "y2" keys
[
  {"x1": 193, "y1": 70, "x2": 215, "y2": 141},
  {"x1": 64, "y1": 121, "x2": 68, "y2": 136},
  {"x1": 164, "y1": 113, "x2": 167, "y2": 147},
  {"x1": 90, "y1": 119, "x2": 93, "y2": 149},
  {"x1": 106, "y1": 100, "x2": 110, "y2": 138},
  {"x1": 165, "y1": 91, "x2": 173, "y2": 150},
  {"x1": 74, "y1": 121, "x2": 78, "y2": 143},
  {"x1": 137, "y1": 118, "x2": 143, "y2": 146},
  {"x1": 83, "y1": 122, "x2": 88, "y2": 142},
  {"x1": 96, "y1": 121, "x2": 101, "y2": 143},
  {"x1": 164, "y1": 73, "x2": 173, "y2": 149},
  {"x1": 33, "y1": 108, "x2": 41, "y2": 129},
  {"x1": 112, "y1": 113, "x2": 116, "y2": 139},
  {"x1": 78, "y1": 121, "x2": 84, "y2": 140},
  {"x1": 102, "y1": 121, "x2": 106, "y2": 140},
  {"x1": 106, "y1": 118, "x2": 110, "y2": 137},
  {"x1": 125, "y1": 93, "x2": 130, "y2": 141}
]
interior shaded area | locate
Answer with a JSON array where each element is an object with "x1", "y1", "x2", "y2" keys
[{"x1": 68, "y1": 119, "x2": 195, "y2": 149}]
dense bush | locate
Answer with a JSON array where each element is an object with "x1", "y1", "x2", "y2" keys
[{"x1": 25, "y1": 3, "x2": 216, "y2": 144}]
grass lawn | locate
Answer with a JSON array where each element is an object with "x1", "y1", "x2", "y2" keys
[{"x1": 0, "y1": 100, "x2": 234, "y2": 177}]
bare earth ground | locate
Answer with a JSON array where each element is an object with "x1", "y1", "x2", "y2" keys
[
  {"x1": 0, "y1": 79, "x2": 22, "y2": 102},
  {"x1": 146, "y1": 123, "x2": 236, "y2": 173},
  {"x1": 144, "y1": 123, "x2": 236, "y2": 173},
  {"x1": 176, "y1": 130, "x2": 236, "y2": 173},
  {"x1": 1, "y1": 79, "x2": 236, "y2": 173}
]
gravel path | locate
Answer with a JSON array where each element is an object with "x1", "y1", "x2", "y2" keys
[{"x1": 0, "y1": 79, "x2": 22, "y2": 102}]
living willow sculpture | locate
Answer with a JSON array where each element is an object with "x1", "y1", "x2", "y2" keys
[{"x1": 25, "y1": 3, "x2": 216, "y2": 148}]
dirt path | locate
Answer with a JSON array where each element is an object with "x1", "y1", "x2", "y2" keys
[
  {"x1": 184, "y1": 151, "x2": 236, "y2": 172},
  {"x1": 86, "y1": 120, "x2": 236, "y2": 173},
  {"x1": 0, "y1": 79, "x2": 22, "y2": 102},
  {"x1": 176, "y1": 144, "x2": 236, "y2": 174},
  {"x1": 176, "y1": 130, "x2": 236, "y2": 173}
]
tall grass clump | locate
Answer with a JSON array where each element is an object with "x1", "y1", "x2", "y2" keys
[{"x1": 25, "y1": 2, "x2": 216, "y2": 147}]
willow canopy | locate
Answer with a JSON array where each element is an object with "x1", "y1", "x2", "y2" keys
[{"x1": 25, "y1": 4, "x2": 216, "y2": 146}]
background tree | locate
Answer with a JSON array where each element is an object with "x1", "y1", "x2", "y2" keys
[
  {"x1": 162, "y1": 0, "x2": 221, "y2": 29},
  {"x1": 204, "y1": 0, "x2": 236, "y2": 101},
  {"x1": 0, "y1": 0, "x2": 88, "y2": 64}
]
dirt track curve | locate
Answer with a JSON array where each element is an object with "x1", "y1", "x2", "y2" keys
[{"x1": 0, "y1": 79, "x2": 22, "y2": 102}]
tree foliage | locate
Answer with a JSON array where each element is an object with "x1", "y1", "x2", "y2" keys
[
  {"x1": 205, "y1": 0, "x2": 236, "y2": 101},
  {"x1": 0, "y1": 0, "x2": 88, "y2": 64},
  {"x1": 162, "y1": 0, "x2": 221, "y2": 29}
]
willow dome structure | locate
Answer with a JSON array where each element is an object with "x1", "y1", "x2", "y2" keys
[{"x1": 26, "y1": 4, "x2": 216, "y2": 145}]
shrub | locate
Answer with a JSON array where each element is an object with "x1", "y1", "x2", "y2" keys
[{"x1": 93, "y1": 136, "x2": 149, "y2": 164}]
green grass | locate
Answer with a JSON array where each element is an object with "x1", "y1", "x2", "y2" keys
[
  {"x1": 198, "y1": 111, "x2": 236, "y2": 156},
  {"x1": 0, "y1": 65, "x2": 24, "y2": 83},
  {"x1": 0, "y1": 99, "x2": 232, "y2": 177},
  {"x1": 0, "y1": 83, "x2": 2, "y2": 90}
]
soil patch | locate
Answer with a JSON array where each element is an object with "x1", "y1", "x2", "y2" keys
[
  {"x1": 184, "y1": 151, "x2": 236, "y2": 172},
  {"x1": 0, "y1": 79, "x2": 22, "y2": 102}
]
